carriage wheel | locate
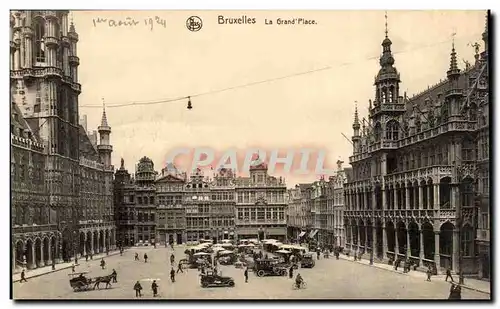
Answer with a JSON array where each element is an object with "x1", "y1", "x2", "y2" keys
[
  {"x1": 257, "y1": 270, "x2": 265, "y2": 277},
  {"x1": 301, "y1": 282, "x2": 308, "y2": 289},
  {"x1": 228, "y1": 281, "x2": 235, "y2": 287}
]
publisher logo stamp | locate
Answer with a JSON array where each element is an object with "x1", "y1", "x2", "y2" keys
[{"x1": 186, "y1": 16, "x2": 203, "y2": 32}]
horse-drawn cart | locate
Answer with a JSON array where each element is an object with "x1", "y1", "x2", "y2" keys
[
  {"x1": 69, "y1": 271, "x2": 116, "y2": 292},
  {"x1": 69, "y1": 272, "x2": 95, "y2": 291}
]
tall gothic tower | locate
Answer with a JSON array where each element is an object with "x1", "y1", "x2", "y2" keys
[{"x1": 10, "y1": 10, "x2": 81, "y2": 237}]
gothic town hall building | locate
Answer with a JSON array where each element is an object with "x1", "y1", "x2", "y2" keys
[
  {"x1": 344, "y1": 16, "x2": 489, "y2": 279},
  {"x1": 10, "y1": 10, "x2": 116, "y2": 272}
]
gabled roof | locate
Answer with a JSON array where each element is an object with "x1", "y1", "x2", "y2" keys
[{"x1": 156, "y1": 174, "x2": 185, "y2": 183}]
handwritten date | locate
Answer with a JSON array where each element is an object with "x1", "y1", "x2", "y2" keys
[{"x1": 92, "y1": 16, "x2": 166, "y2": 31}]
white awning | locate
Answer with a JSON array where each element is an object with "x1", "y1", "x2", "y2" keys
[
  {"x1": 309, "y1": 230, "x2": 318, "y2": 238},
  {"x1": 298, "y1": 231, "x2": 306, "y2": 237}
]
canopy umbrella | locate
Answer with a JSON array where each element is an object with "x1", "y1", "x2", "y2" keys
[
  {"x1": 193, "y1": 252, "x2": 211, "y2": 256},
  {"x1": 219, "y1": 250, "x2": 234, "y2": 255},
  {"x1": 275, "y1": 249, "x2": 292, "y2": 254},
  {"x1": 212, "y1": 247, "x2": 225, "y2": 252},
  {"x1": 221, "y1": 243, "x2": 234, "y2": 248},
  {"x1": 280, "y1": 244, "x2": 296, "y2": 250},
  {"x1": 140, "y1": 278, "x2": 161, "y2": 282}
]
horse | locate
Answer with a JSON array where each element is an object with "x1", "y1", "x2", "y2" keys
[{"x1": 93, "y1": 274, "x2": 114, "y2": 290}]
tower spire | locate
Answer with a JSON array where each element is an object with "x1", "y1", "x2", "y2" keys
[
  {"x1": 353, "y1": 102, "x2": 360, "y2": 129},
  {"x1": 101, "y1": 97, "x2": 108, "y2": 127},
  {"x1": 385, "y1": 11, "x2": 388, "y2": 38},
  {"x1": 447, "y1": 32, "x2": 460, "y2": 78}
]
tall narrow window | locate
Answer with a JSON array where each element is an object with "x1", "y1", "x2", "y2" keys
[
  {"x1": 34, "y1": 81, "x2": 41, "y2": 113},
  {"x1": 34, "y1": 18, "x2": 45, "y2": 63},
  {"x1": 385, "y1": 120, "x2": 399, "y2": 140}
]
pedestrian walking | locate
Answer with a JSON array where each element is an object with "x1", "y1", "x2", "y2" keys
[
  {"x1": 112, "y1": 269, "x2": 118, "y2": 283},
  {"x1": 100, "y1": 258, "x2": 106, "y2": 269},
  {"x1": 177, "y1": 262, "x2": 184, "y2": 274},
  {"x1": 445, "y1": 267, "x2": 454, "y2": 282},
  {"x1": 72, "y1": 264, "x2": 76, "y2": 273},
  {"x1": 135, "y1": 253, "x2": 139, "y2": 261},
  {"x1": 170, "y1": 268, "x2": 176, "y2": 283},
  {"x1": 144, "y1": 253, "x2": 148, "y2": 263},
  {"x1": 426, "y1": 266, "x2": 432, "y2": 282},
  {"x1": 20, "y1": 269, "x2": 28, "y2": 283},
  {"x1": 85, "y1": 254, "x2": 89, "y2": 262},
  {"x1": 90, "y1": 252, "x2": 93, "y2": 260},
  {"x1": 244, "y1": 267, "x2": 248, "y2": 283},
  {"x1": 170, "y1": 254, "x2": 175, "y2": 265},
  {"x1": 51, "y1": 259, "x2": 56, "y2": 270},
  {"x1": 289, "y1": 265, "x2": 294, "y2": 279},
  {"x1": 134, "y1": 281, "x2": 143, "y2": 297},
  {"x1": 151, "y1": 280, "x2": 159, "y2": 297}
]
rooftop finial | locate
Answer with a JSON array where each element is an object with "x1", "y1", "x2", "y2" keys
[
  {"x1": 452, "y1": 30, "x2": 456, "y2": 50},
  {"x1": 385, "y1": 11, "x2": 388, "y2": 38},
  {"x1": 353, "y1": 101, "x2": 360, "y2": 129},
  {"x1": 100, "y1": 97, "x2": 109, "y2": 127}
]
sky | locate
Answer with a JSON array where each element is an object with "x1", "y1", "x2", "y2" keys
[{"x1": 73, "y1": 10, "x2": 486, "y2": 187}]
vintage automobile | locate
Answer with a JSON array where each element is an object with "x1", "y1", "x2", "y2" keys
[
  {"x1": 200, "y1": 271, "x2": 235, "y2": 288},
  {"x1": 300, "y1": 253, "x2": 315, "y2": 268},
  {"x1": 253, "y1": 259, "x2": 287, "y2": 277}
]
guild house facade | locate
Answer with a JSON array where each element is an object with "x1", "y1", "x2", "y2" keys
[
  {"x1": 344, "y1": 16, "x2": 489, "y2": 278},
  {"x1": 114, "y1": 157, "x2": 288, "y2": 244},
  {"x1": 11, "y1": 10, "x2": 116, "y2": 272}
]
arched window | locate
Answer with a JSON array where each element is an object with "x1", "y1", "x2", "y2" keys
[
  {"x1": 385, "y1": 120, "x2": 399, "y2": 140},
  {"x1": 389, "y1": 85, "x2": 395, "y2": 103},
  {"x1": 33, "y1": 17, "x2": 45, "y2": 63},
  {"x1": 381, "y1": 88, "x2": 387, "y2": 103},
  {"x1": 374, "y1": 122, "x2": 382, "y2": 141}
]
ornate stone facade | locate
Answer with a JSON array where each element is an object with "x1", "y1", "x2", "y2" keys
[
  {"x1": 10, "y1": 10, "x2": 116, "y2": 272},
  {"x1": 343, "y1": 15, "x2": 489, "y2": 276}
]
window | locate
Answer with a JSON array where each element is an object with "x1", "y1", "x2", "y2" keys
[
  {"x1": 462, "y1": 224, "x2": 474, "y2": 257},
  {"x1": 149, "y1": 196, "x2": 154, "y2": 204},
  {"x1": 386, "y1": 120, "x2": 399, "y2": 140},
  {"x1": 374, "y1": 122, "x2": 382, "y2": 141},
  {"x1": 462, "y1": 138, "x2": 475, "y2": 161},
  {"x1": 34, "y1": 18, "x2": 45, "y2": 63},
  {"x1": 137, "y1": 197, "x2": 142, "y2": 205}
]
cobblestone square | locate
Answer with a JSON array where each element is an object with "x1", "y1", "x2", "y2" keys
[{"x1": 13, "y1": 246, "x2": 490, "y2": 300}]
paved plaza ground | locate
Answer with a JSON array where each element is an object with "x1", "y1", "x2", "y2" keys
[{"x1": 12, "y1": 246, "x2": 490, "y2": 300}]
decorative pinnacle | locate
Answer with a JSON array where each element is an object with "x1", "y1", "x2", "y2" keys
[
  {"x1": 385, "y1": 11, "x2": 388, "y2": 38},
  {"x1": 449, "y1": 32, "x2": 458, "y2": 72},
  {"x1": 100, "y1": 98, "x2": 109, "y2": 127},
  {"x1": 353, "y1": 101, "x2": 360, "y2": 129}
]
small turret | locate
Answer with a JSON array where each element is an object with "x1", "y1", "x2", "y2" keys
[{"x1": 97, "y1": 98, "x2": 113, "y2": 167}]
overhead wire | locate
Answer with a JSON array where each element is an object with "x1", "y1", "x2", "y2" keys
[{"x1": 79, "y1": 32, "x2": 482, "y2": 109}]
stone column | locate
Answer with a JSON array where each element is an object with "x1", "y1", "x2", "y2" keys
[
  {"x1": 357, "y1": 225, "x2": 361, "y2": 251},
  {"x1": 364, "y1": 224, "x2": 369, "y2": 252},
  {"x1": 39, "y1": 242, "x2": 45, "y2": 267},
  {"x1": 356, "y1": 191, "x2": 360, "y2": 210},
  {"x1": 427, "y1": 185, "x2": 432, "y2": 209},
  {"x1": 382, "y1": 187, "x2": 387, "y2": 211},
  {"x1": 83, "y1": 234, "x2": 86, "y2": 256},
  {"x1": 406, "y1": 229, "x2": 411, "y2": 257},
  {"x1": 373, "y1": 225, "x2": 378, "y2": 258},
  {"x1": 452, "y1": 229, "x2": 459, "y2": 272},
  {"x1": 90, "y1": 232, "x2": 94, "y2": 254},
  {"x1": 419, "y1": 185, "x2": 424, "y2": 210},
  {"x1": 363, "y1": 191, "x2": 368, "y2": 210},
  {"x1": 395, "y1": 230, "x2": 399, "y2": 255},
  {"x1": 394, "y1": 188, "x2": 398, "y2": 210},
  {"x1": 12, "y1": 246, "x2": 16, "y2": 272},
  {"x1": 30, "y1": 244, "x2": 35, "y2": 269},
  {"x1": 419, "y1": 229, "x2": 425, "y2": 266},
  {"x1": 434, "y1": 184, "x2": 440, "y2": 209},
  {"x1": 405, "y1": 185, "x2": 411, "y2": 210},
  {"x1": 434, "y1": 231, "x2": 441, "y2": 274},
  {"x1": 382, "y1": 226, "x2": 388, "y2": 258}
]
